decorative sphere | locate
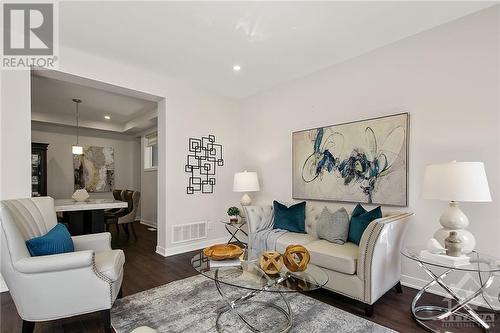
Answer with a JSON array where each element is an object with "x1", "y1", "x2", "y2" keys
[
  {"x1": 283, "y1": 245, "x2": 310, "y2": 272},
  {"x1": 259, "y1": 251, "x2": 284, "y2": 275}
]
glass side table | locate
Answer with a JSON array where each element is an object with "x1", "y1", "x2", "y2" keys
[
  {"x1": 402, "y1": 246, "x2": 500, "y2": 332},
  {"x1": 221, "y1": 220, "x2": 248, "y2": 247}
]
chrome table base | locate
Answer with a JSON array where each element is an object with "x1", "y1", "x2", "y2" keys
[
  {"x1": 224, "y1": 222, "x2": 248, "y2": 247},
  {"x1": 411, "y1": 261, "x2": 494, "y2": 332},
  {"x1": 214, "y1": 270, "x2": 292, "y2": 333}
]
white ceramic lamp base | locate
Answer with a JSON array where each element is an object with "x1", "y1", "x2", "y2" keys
[
  {"x1": 434, "y1": 202, "x2": 475, "y2": 253},
  {"x1": 240, "y1": 193, "x2": 252, "y2": 206}
]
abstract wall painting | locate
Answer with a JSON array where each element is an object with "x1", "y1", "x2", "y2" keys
[
  {"x1": 292, "y1": 113, "x2": 409, "y2": 206},
  {"x1": 74, "y1": 146, "x2": 115, "y2": 192},
  {"x1": 185, "y1": 135, "x2": 224, "y2": 194}
]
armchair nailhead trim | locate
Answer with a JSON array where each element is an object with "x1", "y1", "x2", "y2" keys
[
  {"x1": 90, "y1": 253, "x2": 114, "y2": 307},
  {"x1": 362, "y1": 223, "x2": 384, "y2": 302}
]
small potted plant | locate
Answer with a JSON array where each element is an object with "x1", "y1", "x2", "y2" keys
[{"x1": 227, "y1": 206, "x2": 240, "y2": 224}]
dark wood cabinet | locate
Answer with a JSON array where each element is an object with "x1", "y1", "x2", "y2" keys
[{"x1": 31, "y1": 142, "x2": 49, "y2": 197}]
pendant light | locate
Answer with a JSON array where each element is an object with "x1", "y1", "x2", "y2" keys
[{"x1": 71, "y1": 98, "x2": 83, "y2": 155}]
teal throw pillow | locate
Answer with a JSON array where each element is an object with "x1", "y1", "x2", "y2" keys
[
  {"x1": 273, "y1": 201, "x2": 306, "y2": 233},
  {"x1": 351, "y1": 203, "x2": 366, "y2": 217},
  {"x1": 26, "y1": 223, "x2": 74, "y2": 257},
  {"x1": 347, "y1": 205, "x2": 382, "y2": 245}
]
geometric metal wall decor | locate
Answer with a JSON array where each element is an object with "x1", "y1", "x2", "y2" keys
[{"x1": 185, "y1": 135, "x2": 224, "y2": 194}]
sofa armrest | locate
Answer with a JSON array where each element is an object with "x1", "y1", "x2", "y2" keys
[
  {"x1": 356, "y1": 212, "x2": 413, "y2": 304},
  {"x1": 72, "y1": 232, "x2": 112, "y2": 252},
  {"x1": 14, "y1": 250, "x2": 94, "y2": 274}
]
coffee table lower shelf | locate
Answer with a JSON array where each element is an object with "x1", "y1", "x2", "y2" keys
[{"x1": 214, "y1": 270, "x2": 293, "y2": 333}]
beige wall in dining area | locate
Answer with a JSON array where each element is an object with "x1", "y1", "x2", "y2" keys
[{"x1": 31, "y1": 122, "x2": 141, "y2": 202}]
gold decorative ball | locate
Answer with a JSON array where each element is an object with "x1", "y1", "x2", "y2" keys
[
  {"x1": 259, "y1": 251, "x2": 284, "y2": 275},
  {"x1": 283, "y1": 245, "x2": 310, "y2": 272}
]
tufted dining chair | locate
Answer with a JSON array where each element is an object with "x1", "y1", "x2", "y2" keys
[
  {"x1": 0, "y1": 197, "x2": 125, "y2": 333},
  {"x1": 118, "y1": 190, "x2": 141, "y2": 238},
  {"x1": 105, "y1": 190, "x2": 141, "y2": 239}
]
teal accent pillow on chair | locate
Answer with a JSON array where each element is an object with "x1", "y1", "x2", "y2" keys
[
  {"x1": 348, "y1": 204, "x2": 382, "y2": 245},
  {"x1": 26, "y1": 223, "x2": 74, "y2": 256},
  {"x1": 273, "y1": 201, "x2": 306, "y2": 233}
]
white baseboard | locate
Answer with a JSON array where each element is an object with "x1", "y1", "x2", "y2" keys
[
  {"x1": 161, "y1": 236, "x2": 229, "y2": 257},
  {"x1": 401, "y1": 274, "x2": 500, "y2": 311},
  {"x1": 140, "y1": 219, "x2": 157, "y2": 228},
  {"x1": 156, "y1": 245, "x2": 167, "y2": 257}
]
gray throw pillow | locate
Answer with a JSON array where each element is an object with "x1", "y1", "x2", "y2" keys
[{"x1": 317, "y1": 207, "x2": 350, "y2": 244}]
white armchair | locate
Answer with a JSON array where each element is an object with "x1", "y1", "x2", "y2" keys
[{"x1": 0, "y1": 197, "x2": 125, "y2": 333}]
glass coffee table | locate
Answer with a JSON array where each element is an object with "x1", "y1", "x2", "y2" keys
[
  {"x1": 191, "y1": 250, "x2": 328, "y2": 333},
  {"x1": 402, "y1": 246, "x2": 500, "y2": 332}
]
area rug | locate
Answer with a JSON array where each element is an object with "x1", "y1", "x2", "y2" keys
[{"x1": 111, "y1": 275, "x2": 396, "y2": 333}]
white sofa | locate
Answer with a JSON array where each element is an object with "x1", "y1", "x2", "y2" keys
[
  {"x1": 243, "y1": 203, "x2": 413, "y2": 316},
  {"x1": 0, "y1": 197, "x2": 125, "y2": 333}
]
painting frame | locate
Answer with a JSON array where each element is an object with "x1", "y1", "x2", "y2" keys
[
  {"x1": 74, "y1": 145, "x2": 115, "y2": 193},
  {"x1": 292, "y1": 112, "x2": 409, "y2": 207}
]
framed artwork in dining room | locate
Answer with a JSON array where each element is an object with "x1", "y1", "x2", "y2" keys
[
  {"x1": 292, "y1": 113, "x2": 409, "y2": 206},
  {"x1": 74, "y1": 146, "x2": 115, "y2": 192}
]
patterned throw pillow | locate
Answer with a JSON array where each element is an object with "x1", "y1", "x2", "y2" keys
[{"x1": 317, "y1": 207, "x2": 350, "y2": 244}]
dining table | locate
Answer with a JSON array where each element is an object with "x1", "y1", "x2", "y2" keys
[{"x1": 54, "y1": 198, "x2": 128, "y2": 235}]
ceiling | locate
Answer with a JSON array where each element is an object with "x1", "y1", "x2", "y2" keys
[
  {"x1": 59, "y1": 1, "x2": 495, "y2": 99},
  {"x1": 31, "y1": 73, "x2": 158, "y2": 135}
]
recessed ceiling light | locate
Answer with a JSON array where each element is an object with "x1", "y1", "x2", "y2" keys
[
  {"x1": 233, "y1": 65, "x2": 241, "y2": 72},
  {"x1": 104, "y1": 115, "x2": 111, "y2": 120}
]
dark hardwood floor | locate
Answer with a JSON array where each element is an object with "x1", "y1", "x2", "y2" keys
[{"x1": 1, "y1": 222, "x2": 498, "y2": 333}]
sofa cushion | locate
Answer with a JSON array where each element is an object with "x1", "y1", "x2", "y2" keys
[
  {"x1": 305, "y1": 240, "x2": 359, "y2": 275},
  {"x1": 317, "y1": 207, "x2": 350, "y2": 244},
  {"x1": 95, "y1": 249, "x2": 125, "y2": 281},
  {"x1": 25, "y1": 223, "x2": 74, "y2": 257},
  {"x1": 273, "y1": 201, "x2": 306, "y2": 233},
  {"x1": 348, "y1": 204, "x2": 382, "y2": 245},
  {"x1": 275, "y1": 232, "x2": 317, "y2": 253}
]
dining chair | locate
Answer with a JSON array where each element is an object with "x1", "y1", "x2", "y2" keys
[
  {"x1": 105, "y1": 189, "x2": 123, "y2": 213},
  {"x1": 104, "y1": 189, "x2": 127, "y2": 236},
  {"x1": 120, "y1": 190, "x2": 141, "y2": 239},
  {"x1": 105, "y1": 190, "x2": 140, "y2": 239}
]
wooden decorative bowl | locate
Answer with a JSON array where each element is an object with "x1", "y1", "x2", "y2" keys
[
  {"x1": 283, "y1": 244, "x2": 310, "y2": 272},
  {"x1": 203, "y1": 244, "x2": 243, "y2": 260},
  {"x1": 259, "y1": 251, "x2": 284, "y2": 275}
]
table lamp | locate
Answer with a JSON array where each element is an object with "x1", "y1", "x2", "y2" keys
[
  {"x1": 422, "y1": 161, "x2": 491, "y2": 253},
  {"x1": 233, "y1": 171, "x2": 260, "y2": 206}
]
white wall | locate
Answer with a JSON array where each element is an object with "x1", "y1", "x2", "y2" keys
[
  {"x1": 0, "y1": 70, "x2": 31, "y2": 200},
  {"x1": 31, "y1": 122, "x2": 141, "y2": 200},
  {"x1": 239, "y1": 6, "x2": 500, "y2": 304},
  {"x1": 140, "y1": 128, "x2": 158, "y2": 227}
]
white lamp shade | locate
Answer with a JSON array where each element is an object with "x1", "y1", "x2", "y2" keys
[
  {"x1": 72, "y1": 145, "x2": 83, "y2": 155},
  {"x1": 233, "y1": 171, "x2": 260, "y2": 192},
  {"x1": 422, "y1": 161, "x2": 491, "y2": 202}
]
